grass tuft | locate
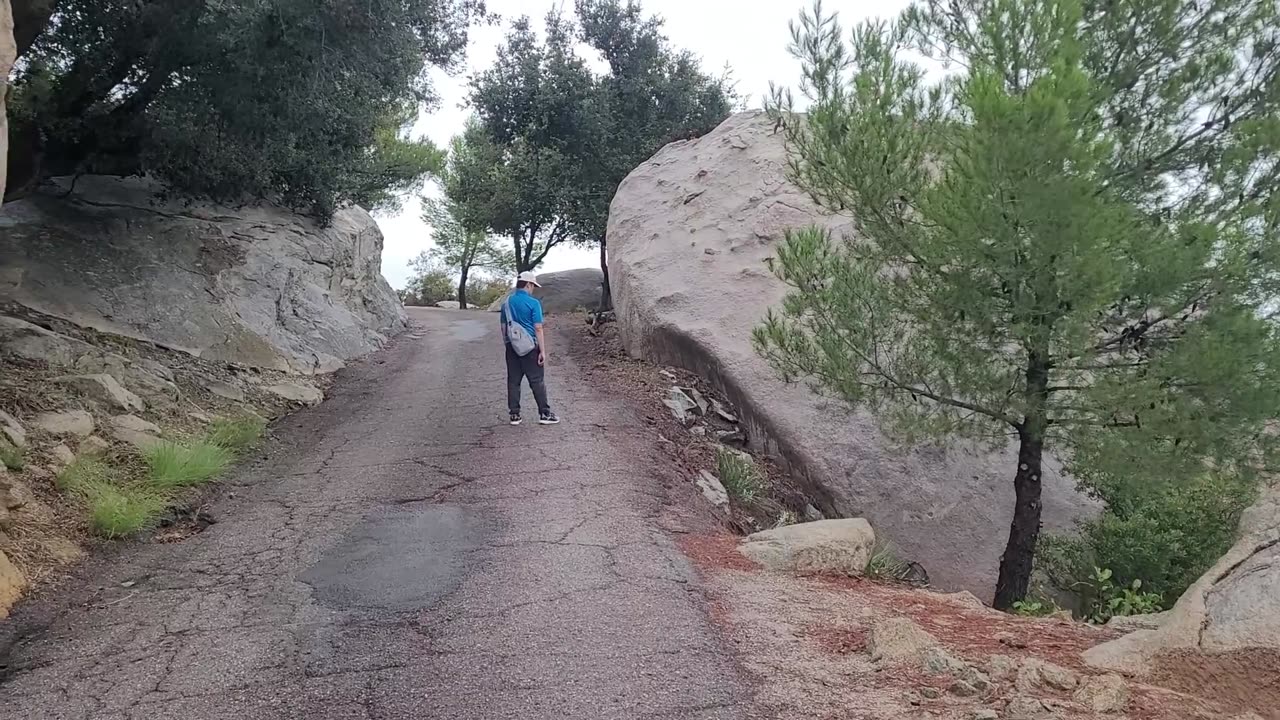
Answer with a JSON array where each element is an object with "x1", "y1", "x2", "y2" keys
[
  {"x1": 206, "y1": 415, "x2": 267, "y2": 452},
  {"x1": 58, "y1": 458, "x2": 168, "y2": 538},
  {"x1": 145, "y1": 441, "x2": 233, "y2": 490},
  {"x1": 0, "y1": 442, "x2": 25, "y2": 471},
  {"x1": 864, "y1": 540, "x2": 913, "y2": 581},
  {"x1": 716, "y1": 448, "x2": 763, "y2": 501}
]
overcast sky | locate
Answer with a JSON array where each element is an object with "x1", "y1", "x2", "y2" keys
[{"x1": 375, "y1": 0, "x2": 912, "y2": 289}]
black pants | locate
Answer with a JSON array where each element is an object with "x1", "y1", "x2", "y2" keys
[{"x1": 506, "y1": 344, "x2": 551, "y2": 415}]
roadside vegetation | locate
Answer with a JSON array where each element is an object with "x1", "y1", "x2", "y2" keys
[
  {"x1": 55, "y1": 416, "x2": 265, "y2": 538},
  {"x1": 758, "y1": 0, "x2": 1280, "y2": 611}
]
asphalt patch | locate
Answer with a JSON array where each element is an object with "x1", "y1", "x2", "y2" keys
[{"x1": 301, "y1": 504, "x2": 484, "y2": 612}]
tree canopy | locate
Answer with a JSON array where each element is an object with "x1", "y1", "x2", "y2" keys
[
  {"x1": 462, "y1": 1, "x2": 735, "y2": 290},
  {"x1": 6, "y1": 0, "x2": 484, "y2": 216},
  {"x1": 757, "y1": 0, "x2": 1280, "y2": 608}
]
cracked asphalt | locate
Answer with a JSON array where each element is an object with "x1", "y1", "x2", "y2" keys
[{"x1": 0, "y1": 309, "x2": 750, "y2": 720}]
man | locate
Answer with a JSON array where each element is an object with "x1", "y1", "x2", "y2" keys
[{"x1": 500, "y1": 271, "x2": 560, "y2": 426}]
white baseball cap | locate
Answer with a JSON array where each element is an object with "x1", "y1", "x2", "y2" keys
[{"x1": 517, "y1": 271, "x2": 542, "y2": 287}]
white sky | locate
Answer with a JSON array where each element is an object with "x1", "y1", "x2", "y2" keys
[{"x1": 375, "y1": 0, "x2": 913, "y2": 289}]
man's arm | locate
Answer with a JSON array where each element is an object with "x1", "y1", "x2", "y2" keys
[{"x1": 533, "y1": 301, "x2": 547, "y2": 363}]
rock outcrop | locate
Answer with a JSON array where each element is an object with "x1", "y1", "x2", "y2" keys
[
  {"x1": 486, "y1": 268, "x2": 604, "y2": 314},
  {"x1": 0, "y1": 175, "x2": 406, "y2": 373},
  {"x1": 738, "y1": 518, "x2": 876, "y2": 575},
  {"x1": 1085, "y1": 484, "x2": 1280, "y2": 673},
  {"x1": 607, "y1": 111, "x2": 1094, "y2": 595}
]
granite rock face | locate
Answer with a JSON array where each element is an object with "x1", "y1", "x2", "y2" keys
[
  {"x1": 607, "y1": 111, "x2": 1095, "y2": 596},
  {"x1": 0, "y1": 176, "x2": 406, "y2": 374}
]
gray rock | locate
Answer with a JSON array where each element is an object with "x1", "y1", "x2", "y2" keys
[
  {"x1": 0, "y1": 316, "x2": 96, "y2": 367},
  {"x1": 695, "y1": 470, "x2": 729, "y2": 508},
  {"x1": 710, "y1": 399, "x2": 738, "y2": 423},
  {"x1": 919, "y1": 686, "x2": 942, "y2": 699},
  {"x1": 948, "y1": 679, "x2": 979, "y2": 697},
  {"x1": 54, "y1": 374, "x2": 145, "y2": 413},
  {"x1": 1071, "y1": 673, "x2": 1128, "y2": 714},
  {"x1": 486, "y1": 268, "x2": 605, "y2": 314},
  {"x1": 266, "y1": 381, "x2": 323, "y2": 406},
  {"x1": 109, "y1": 414, "x2": 163, "y2": 450},
  {"x1": 663, "y1": 387, "x2": 700, "y2": 423},
  {"x1": 1015, "y1": 659, "x2": 1079, "y2": 693},
  {"x1": 1005, "y1": 697, "x2": 1051, "y2": 720},
  {"x1": 802, "y1": 503, "x2": 825, "y2": 522},
  {"x1": 739, "y1": 518, "x2": 876, "y2": 575},
  {"x1": 866, "y1": 617, "x2": 937, "y2": 663},
  {"x1": 32, "y1": 410, "x2": 95, "y2": 437},
  {"x1": 136, "y1": 358, "x2": 176, "y2": 382},
  {"x1": 921, "y1": 646, "x2": 969, "y2": 676},
  {"x1": 714, "y1": 428, "x2": 746, "y2": 445},
  {"x1": 79, "y1": 436, "x2": 111, "y2": 457},
  {"x1": 435, "y1": 300, "x2": 462, "y2": 309},
  {"x1": 204, "y1": 379, "x2": 246, "y2": 402},
  {"x1": 1104, "y1": 610, "x2": 1169, "y2": 633},
  {"x1": 75, "y1": 354, "x2": 178, "y2": 401},
  {"x1": 0, "y1": 175, "x2": 406, "y2": 373},
  {"x1": 608, "y1": 111, "x2": 1096, "y2": 594},
  {"x1": 0, "y1": 410, "x2": 25, "y2": 448},
  {"x1": 50, "y1": 443, "x2": 75, "y2": 466},
  {"x1": 973, "y1": 710, "x2": 1000, "y2": 720}
]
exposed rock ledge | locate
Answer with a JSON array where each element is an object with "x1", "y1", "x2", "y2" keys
[{"x1": 0, "y1": 175, "x2": 406, "y2": 374}]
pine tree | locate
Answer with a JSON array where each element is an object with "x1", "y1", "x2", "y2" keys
[{"x1": 756, "y1": 0, "x2": 1280, "y2": 608}]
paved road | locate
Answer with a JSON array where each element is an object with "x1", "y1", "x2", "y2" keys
[{"x1": 0, "y1": 309, "x2": 748, "y2": 719}]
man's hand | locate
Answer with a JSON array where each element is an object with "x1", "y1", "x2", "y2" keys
[{"x1": 538, "y1": 351, "x2": 546, "y2": 366}]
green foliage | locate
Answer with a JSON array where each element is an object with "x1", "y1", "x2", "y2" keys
[
  {"x1": 864, "y1": 541, "x2": 913, "y2": 582},
  {"x1": 467, "y1": 276, "x2": 512, "y2": 309},
  {"x1": 403, "y1": 260, "x2": 461, "y2": 307},
  {"x1": 144, "y1": 441, "x2": 233, "y2": 490},
  {"x1": 757, "y1": 0, "x2": 1280, "y2": 607},
  {"x1": 0, "y1": 442, "x2": 24, "y2": 471},
  {"x1": 1011, "y1": 599, "x2": 1054, "y2": 618},
  {"x1": 1079, "y1": 568, "x2": 1164, "y2": 624},
  {"x1": 8, "y1": 0, "x2": 480, "y2": 215},
  {"x1": 205, "y1": 416, "x2": 267, "y2": 454},
  {"x1": 463, "y1": 2, "x2": 735, "y2": 276},
  {"x1": 1037, "y1": 472, "x2": 1255, "y2": 605},
  {"x1": 716, "y1": 448, "x2": 763, "y2": 501},
  {"x1": 57, "y1": 458, "x2": 166, "y2": 538}
]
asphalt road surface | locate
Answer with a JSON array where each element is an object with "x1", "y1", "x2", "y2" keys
[{"x1": 0, "y1": 309, "x2": 749, "y2": 720}]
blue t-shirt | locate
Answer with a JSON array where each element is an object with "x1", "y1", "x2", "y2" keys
[{"x1": 500, "y1": 289, "x2": 544, "y2": 347}]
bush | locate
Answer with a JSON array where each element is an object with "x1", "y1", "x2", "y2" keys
[
  {"x1": 206, "y1": 416, "x2": 267, "y2": 452},
  {"x1": 467, "y1": 276, "x2": 511, "y2": 309},
  {"x1": 0, "y1": 442, "x2": 24, "y2": 471},
  {"x1": 1037, "y1": 473, "x2": 1255, "y2": 608},
  {"x1": 716, "y1": 448, "x2": 763, "y2": 501},
  {"x1": 403, "y1": 268, "x2": 456, "y2": 306},
  {"x1": 864, "y1": 541, "x2": 913, "y2": 582},
  {"x1": 145, "y1": 441, "x2": 233, "y2": 490}
]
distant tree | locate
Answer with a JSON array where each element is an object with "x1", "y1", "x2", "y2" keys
[
  {"x1": 467, "y1": 13, "x2": 602, "y2": 272},
  {"x1": 756, "y1": 0, "x2": 1280, "y2": 609},
  {"x1": 572, "y1": 0, "x2": 736, "y2": 308},
  {"x1": 403, "y1": 260, "x2": 457, "y2": 307},
  {"x1": 466, "y1": 274, "x2": 512, "y2": 309},
  {"x1": 5, "y1": 0, "x2": 481, "y2": 215},
  {"x1": 419, "y1": 193, "x2": 511, "y2": 309}
]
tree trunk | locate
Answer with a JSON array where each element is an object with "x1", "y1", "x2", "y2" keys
[
  {"x1": 993, "y1": 352, "x2": 1050, "y2": 611},
  {"x1": 598, "y1": 234, "x2": 613, "y2": 312},
  {"x1": 1, "y1": 0, "x2": 14, "y2": 204},
  {"x1": 457, "y1": 264, "x2": 469, "y2": 309}
]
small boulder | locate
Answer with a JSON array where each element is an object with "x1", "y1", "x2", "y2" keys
[
  {"x1": 696, "y1": 470, "x2": 729, "y2": 508},
  {"x1": 738, "y1": 518, "x2": 876, "y2": 575},
  {"x1": 940, "y1": 590, "x2": 989, "y2": 611},
  {"x1": 986, "y1": 654, "x2": 1020, "y2": 682},
  {"x1": 54, "y1": 374, "x2": 145, "y2": 413},
  {"x1": 79, "y1": 435, "x2": 112, "y2": 457},
  {"x1": 266, "y1": 382, "x2": 324, "y2": 406},
  {"x1": 204, "y1": 379, "x2": 246, "y2": 402},
  {"x1": 0, "y1": 410, "x2": 25, "y2": 448},
  {"x1": 110, "y1": 414, "x2": 163, "y2": 450},
  {"x1": 137, "y1": 358, "x2": 176, "y2": 382},
  {"x1": 1103, "y1": 611, "x2": 1169, "y2": 633},
  {"x1": 32, "y1": 410, "x2": 95, "y2": 437},
  {"x1": 50, "y1": 444, "x2": 76, "y2": 466},
  {"x1": 710, "y1": 399, "x2": 738, "y2": 423},
  {"x1": 435, "y1": 300, "x2": 462, "y2": 309},
  {"x1": 1005, "y1": 697, "x2": 1051, "y2": 720},
  {"x1": 0, "y1": 316, "x2": 94, "y2": 367},
  {"x1": 919, "y1": 686, "x2": 942, "y2": 700},
  {"x1": 867, "y1": 617, "x2": 939, "y2": 663},
  {"x1": 973, "y1": 711, "x2": 999, "y2": 720},
  {"x1": 663, "y1": 387, "x2": 700, "y2": 423},
  {"x1": 949, "y1": 679, "x2": 979, "y2": 697},
  {"x1": 1016, "y1": 658, "x2": 1079, "y2": 693},
  {"x1": 921, "y1": 646, "x2": 969, "y2": 676},
  {"x1": 1071, "y1": 673, "x2": 1128, "y2": 714},
  {"x1": 0, "y1": 549, "x2": 27, "y2": 619}
]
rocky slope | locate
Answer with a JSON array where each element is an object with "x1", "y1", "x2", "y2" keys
[
  {"x1": 0, "y1": 175, "x2": 406, "y2": 374},
  {"x1": 485, "y1": 268, "x2": 604, "y2": 313},
  {"x1": 607, "y1": 111, "x2": 1096, "y2": 596}
]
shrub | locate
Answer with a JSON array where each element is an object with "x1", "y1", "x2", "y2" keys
[
  {"x1": 467, "y1": 276, "x2": 512, "y2": 309},
  {"x1": 716, "y1": 448, "x2": 763, "y2": 501},
  {"x1": 1079, "y1": 568, "x2": 1164, "y2": 624},
  {"x1": 206, "y1": 416, "x2": 267, "y2": 452},
  {"x1": 864, "y1": 541, "x2": 912, "y2": 582},
  {"x1": 0, "y1": 442, "x2": 24, "y2": 471},
  {"x1": 1037, "y1": 473, "x2": 1256, "y2": 607},
  {"x1": 145, "y1": 441, "x2": 233, "y2": 490}
]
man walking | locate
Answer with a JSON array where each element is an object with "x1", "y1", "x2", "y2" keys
[{"x1": 500, "y1": 271, "x2": 560, "y2": 426}]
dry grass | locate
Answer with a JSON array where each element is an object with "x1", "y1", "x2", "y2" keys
[{"x1": 144, "y1": 441, "x2": 233, "y2": 490}]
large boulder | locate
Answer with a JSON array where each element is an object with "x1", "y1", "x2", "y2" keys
[
  {"x1": 0, "y1": 175, "x2": 406, "y2": 374},
  {"x1": 607, "y1": 111, "x2": 1094, "y2": 595},
  {"x1": 486, "y1": 268, "x2": 604, "y2": 314},
  {"x1": 1084, "y1": 484, "x2": 1280, "y2": 674},
  {"x1": 738, "y1": 518, "x2": 876, "y2": 575}
]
